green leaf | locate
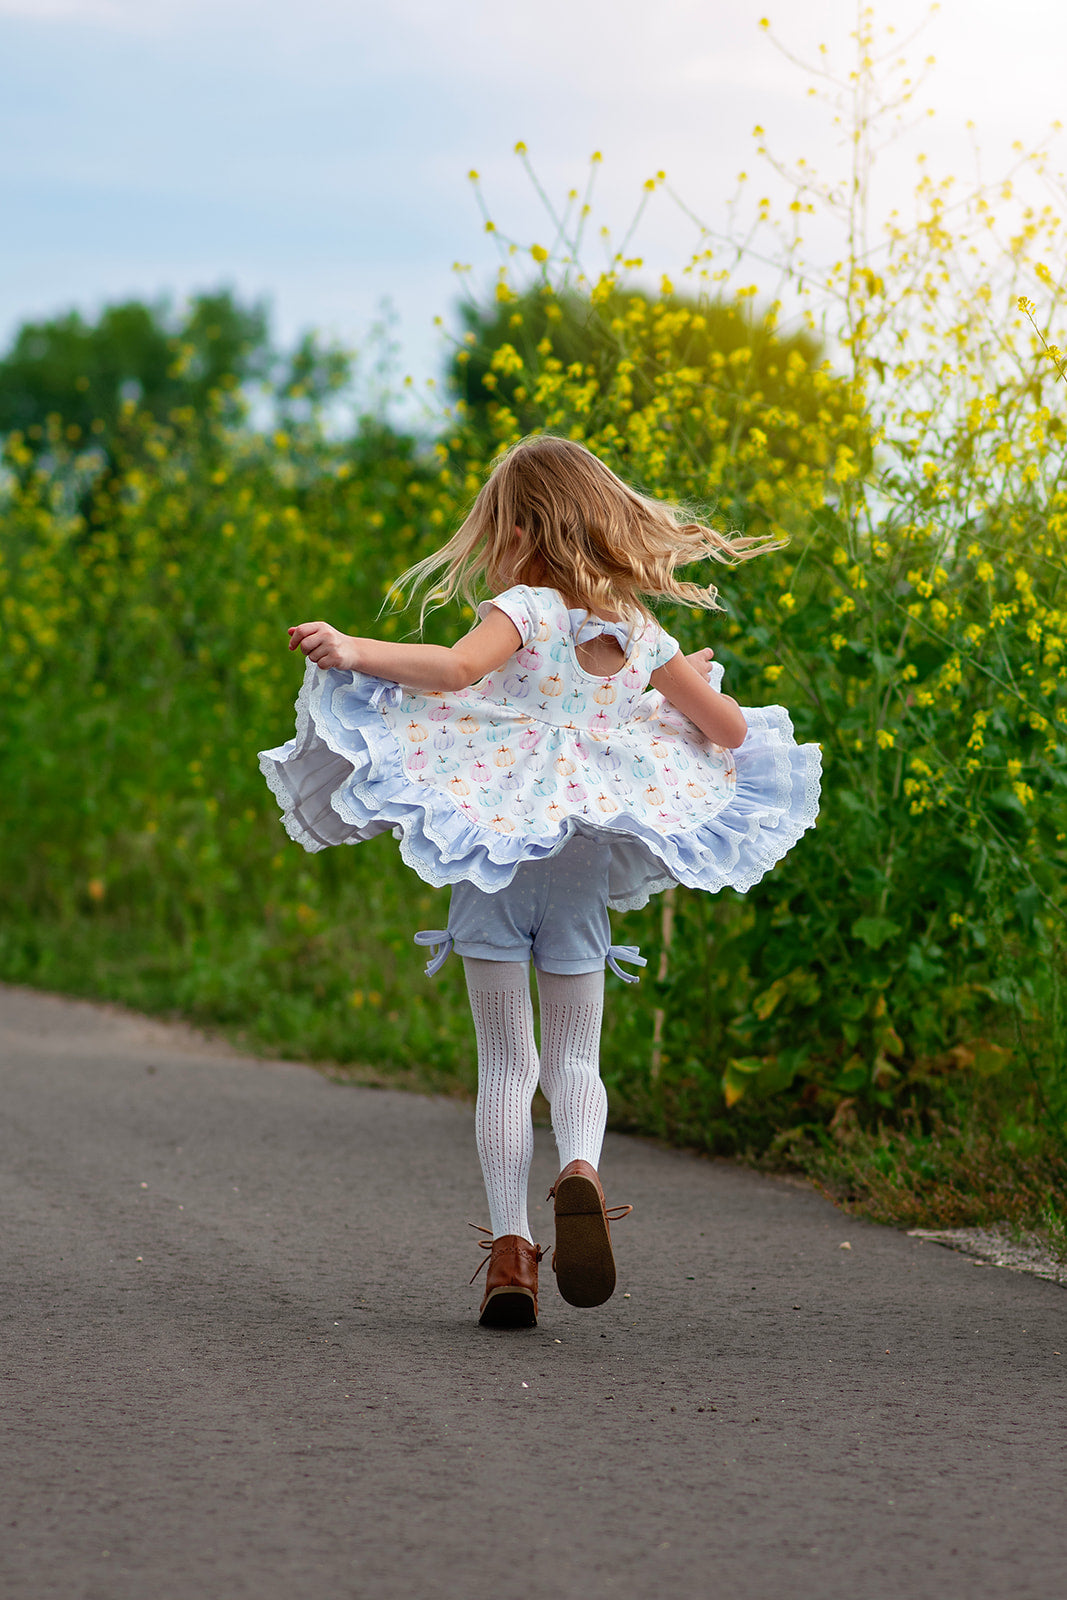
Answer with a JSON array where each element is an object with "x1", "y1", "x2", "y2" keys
[
  {"x1": 852, "y1": 915, "x2": 902, "y2": 951},
  {"x1": 833, "y1": 1055, "x2": 869, "y2": 1093},
  {"x1": 721, "y1": 1056, "x2": 764, "y2": 1108}
]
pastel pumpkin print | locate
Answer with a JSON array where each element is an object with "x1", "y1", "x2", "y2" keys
[{"x1": 373, "y1": 585, "x2": 742, "y2": 848}]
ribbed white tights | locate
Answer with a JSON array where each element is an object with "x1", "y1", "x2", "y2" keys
[
  {"x1": 536, "y1": 968, "x2": 608, "y2": 1173},
  {"x1": 463, "y1": 959, "x2": 607, "y2": 1246}
]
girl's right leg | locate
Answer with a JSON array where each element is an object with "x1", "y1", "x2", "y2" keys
[
  {"x1": 537, "y1": 965, "x2": 624, "y2": 1309},
  {"x1": 535, "y1": 967, "x2": 608, "y2": 1172}
]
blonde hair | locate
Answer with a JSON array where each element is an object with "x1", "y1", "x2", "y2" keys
[{"x1": 395, "y1": 434, "x2": 778, "y2": 629}]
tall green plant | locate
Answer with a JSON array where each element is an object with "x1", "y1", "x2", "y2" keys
[{"x1": 415, "y1": 4, "x2": 1067, "y2": 1130}]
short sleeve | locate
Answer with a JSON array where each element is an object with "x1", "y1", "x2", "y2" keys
[
  {"x1": 649, "y1": 623, "x2": 681, "y2": 671},
  {"x1": 477, "y1": 585, "x2": 538, "y2": 648}
]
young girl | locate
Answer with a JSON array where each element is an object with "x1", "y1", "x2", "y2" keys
[{"x1": 259, "y1": 435, "x2": 820, "y2": 1329}]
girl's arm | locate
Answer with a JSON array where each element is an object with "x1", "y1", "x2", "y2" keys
[
  {"x1": 650, "y1": 650, "x2": 748, "y2": 748},
  {"x1": 287, "y1": 610, "x2": 522, "y2": 693}
]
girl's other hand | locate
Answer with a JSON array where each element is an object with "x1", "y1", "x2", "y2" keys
[
  {"x1": 651, "y1": 647, "x2": 746, "y2": 748},
  {"x1": 288, "y1": 621, "x2": 359, "y2": 671},
  {"x1": 685, "y1": 646, "x2": 715, "y2": 682}
]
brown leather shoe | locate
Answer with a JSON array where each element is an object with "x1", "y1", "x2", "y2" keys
[
  {"x1": 470, "y1": 1228, "x2": 545, "y2": 1328},
  {"x1": 547, "y1": 1160, "x2": 633, "y2": 1309}
]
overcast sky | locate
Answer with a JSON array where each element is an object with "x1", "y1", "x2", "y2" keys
[{"x1": 3, "y1": 0, "x2": 1065, "y2": 395}]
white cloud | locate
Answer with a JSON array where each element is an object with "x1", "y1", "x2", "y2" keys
[
  {"x1": 2, "y1": 0, "x2": 1067, "y2": 377},
  {"x1": 0, "y1": 0, "x2": 152, "y2": 22}
]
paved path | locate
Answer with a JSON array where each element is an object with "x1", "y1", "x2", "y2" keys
[{"x1": 1, "y1": 984, "x2": 1064, "y2": 1600}]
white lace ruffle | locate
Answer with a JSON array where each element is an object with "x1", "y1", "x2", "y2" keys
[{"x1": 259, "y1": 661, "x2": 822, "y2": 910}]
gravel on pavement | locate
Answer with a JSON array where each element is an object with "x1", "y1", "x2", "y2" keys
[{"x1": 1, "y1": 984, "x2": 1064, "y2": 1600}]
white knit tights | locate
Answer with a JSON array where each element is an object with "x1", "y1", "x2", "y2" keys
[
  {"x1": 536, "y1": 968, "x2": 607, "y2": 1173},
  {"x1": 464, "y1": 959, "x2": 540, "y2": 1244},
  {"x1": 463, "y1": 959, "x2": 607, "y2": 1245}
]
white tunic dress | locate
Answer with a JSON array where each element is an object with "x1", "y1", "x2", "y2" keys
[{"x1": 258, "y1": 584, "x2": 821, "y2": 912}]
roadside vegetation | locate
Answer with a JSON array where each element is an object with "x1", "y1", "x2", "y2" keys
[{"x1": 1, "y1": 7, "x2": 1064, "y2": 1249}]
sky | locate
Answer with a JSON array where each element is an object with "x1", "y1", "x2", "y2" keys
[{"x1": 2, "y1": 0, "x2": 1066, "y2": 401}]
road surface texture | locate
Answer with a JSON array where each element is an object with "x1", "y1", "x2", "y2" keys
[{"x1": 1, "y1": 983, "x2": 1064, "y2": 1600}]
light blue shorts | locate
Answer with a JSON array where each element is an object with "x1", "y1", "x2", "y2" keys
[{"x1": 414, "y1": 834, "x2": 645, "y2": 982}]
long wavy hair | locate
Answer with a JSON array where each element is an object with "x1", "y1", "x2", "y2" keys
[{"x1": 394, "y1": 434, "x2": 779, "y2": 629}]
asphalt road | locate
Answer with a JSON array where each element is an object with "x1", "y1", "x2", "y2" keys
[{"x1": 1, "y1": 983, "x2": 1064, "y2": 1600}]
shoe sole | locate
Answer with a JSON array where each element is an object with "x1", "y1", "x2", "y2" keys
[
  {"x1": 479, "y1": 1286, "x2": 537, "y2": 1328},
  {"x1": 552, "y1": 1173, "x2": 616, "y2": 1308}
]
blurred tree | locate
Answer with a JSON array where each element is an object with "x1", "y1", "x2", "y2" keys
[
  {"x1": 0, "y1": 291, "x2": 270, "y2": 444},
  {"x1": 0, "y1": 289, "x2": 356, "y2": 453},
  {"x1": 447, "y1": 284, "x2": 865, "y2": 512}
]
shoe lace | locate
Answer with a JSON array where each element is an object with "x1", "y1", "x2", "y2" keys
[
  {"x1": 544, "y1": 1180, "x2": 634, "y2": 1224},
  {"x1": 467, "y1": 1222, "x2": 546, "y2": 1284}
]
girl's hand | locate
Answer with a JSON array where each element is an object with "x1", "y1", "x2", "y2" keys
[
  {"x1": 651, "y1": 647, "x2": 746, "y2": 748},
  {"x1": 288, "y1": 621, "x2": 360, "y2": 671},
  {"x1": 685, "y1": 646, "x2": 715, "y2": 682}
]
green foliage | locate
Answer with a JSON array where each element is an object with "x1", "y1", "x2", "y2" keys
[
  {"x1": 0, "y1": 289, "x2": 353, "y2": 463},
  {"x1": 449, "y1": 284, "x2": 845, "y2": 513},
  {"x1": 0, "y1": 7, "x2": 1065, "y2": 1234},
  {"x1": 0, "y1": 405, "x2": 478, "y2": 1080}
]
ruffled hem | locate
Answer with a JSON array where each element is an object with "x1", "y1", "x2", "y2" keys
[{"x1": 258, "y1": 662, "x2": 822, "y2": 911}]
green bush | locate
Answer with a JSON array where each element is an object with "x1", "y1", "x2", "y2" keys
[{"x1": 1, "y1": 11, "x2": 1065, "y2": 1204}]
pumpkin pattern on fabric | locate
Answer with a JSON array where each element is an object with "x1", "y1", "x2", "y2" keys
[
  {"x1": 375, "y1": 585, "x2": 736, "y2": 849},
  {"x1": 259, "y1": 582, "x2": 822, "y2": 913}
]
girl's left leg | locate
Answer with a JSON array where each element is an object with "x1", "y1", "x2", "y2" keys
[{"x1": 462, "y1": 957, "x2": 540, "y2": 1245}]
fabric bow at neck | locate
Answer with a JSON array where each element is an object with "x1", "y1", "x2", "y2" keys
[{"x1": 568, "y1": 609, "x2": 633, "y2": 654}]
